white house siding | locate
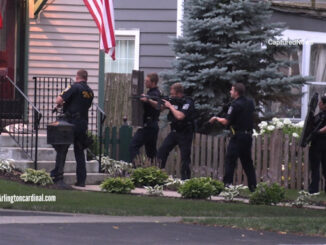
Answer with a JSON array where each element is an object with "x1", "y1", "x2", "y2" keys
[{"x1": 28, "y1": 0, "x2": 100, "y2": 103}]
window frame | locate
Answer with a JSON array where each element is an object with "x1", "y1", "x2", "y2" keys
[
  {"x1": 281, "y1": 29, "x2": 326, "y2": 120},
  {"x1": 109, "y1": 29, "x2": 140, "y2": 72}
]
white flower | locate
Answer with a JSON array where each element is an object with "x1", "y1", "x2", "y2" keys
[
  {"x1": 276, "y1": 121, "x2": 284, "y2": 129},
  {"x1": 272, "y1": 117, "x2": 280, "y2": 124},
  {"x1": 283, "y1": 118, "x2": 291, "y2": 125},
  {"x1": 267, "y1": 125, "x2": 275, "y2": 131},
  {"x1": 297, "y1": 121, "x2": 304, "y2": 128},
  {"x1": 292, "y1": 132, "x2": 299, "y2": 138},
  {"x1": 258, "y1": 121, "x2": 268, "y2": 129}
]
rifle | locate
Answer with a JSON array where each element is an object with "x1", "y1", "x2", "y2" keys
[
  {"x1": 130, "y1": 95, "x2": 183, "y2": 110},
  {"x1": 300, "y1": 93, "x2": 319, "y2": 147}
]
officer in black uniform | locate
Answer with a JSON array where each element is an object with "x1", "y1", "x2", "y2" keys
[
  {"x1": 50, "y1": 69, "x2": 94, "y2": 187},
  {"x1": 308, "y1": 95, "x2": 326, "y2": 194},
  {"x1": 157, "y1": 83, "x2": 195, "y2": 180},
  {"x1": 209, "y1": 82, "x2": 256, "y2": 191},
  {"x1": 129, "y1": 73, "x2": 161, "y2": 164}
]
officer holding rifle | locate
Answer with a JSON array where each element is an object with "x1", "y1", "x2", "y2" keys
[
  {"x1": 129, "y1": 73, "x2": 161, "y2": 164},
  {"x1": 157, "y1": 83, "x2": 195, "y2": 180}
]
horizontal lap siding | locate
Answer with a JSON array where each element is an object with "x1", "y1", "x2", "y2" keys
[
  {"x1": 28, "y1": 0, "x2": 100, "y2": 104},
  {"x1": 115, "y1": 0, "x2": 177, "y2": 75}
]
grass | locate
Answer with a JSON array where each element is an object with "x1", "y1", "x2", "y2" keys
[
  {"x1": 1, "y1": 179, "x2": 326, "y2": 236},
  {"x1": 239, "y1": 188, "x2": 326, "y2": 205}
]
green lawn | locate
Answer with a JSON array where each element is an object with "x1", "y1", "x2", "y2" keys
[
  {"x1": 1, "y1": 179, "x2": 326, "y2": 236},
  {"x1": 239, "y1": 188, "x2": 326, "y2": 204}
]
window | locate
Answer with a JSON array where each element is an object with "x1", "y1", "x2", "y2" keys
[
  {"x1": 281, "y1": 30, "x2": 326, "y2": 119},
  {"x1": 104, "y1": 30, "x2": 140, "y2": 74},
  {"x1": 310, "y1": 44, "x2": 326, "y2": 82}
]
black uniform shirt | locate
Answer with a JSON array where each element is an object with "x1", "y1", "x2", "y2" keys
[
  {"x1": 143, "y1": 87, "x2": 161, "y2": 123},
  {"x1": 168, "y1": 96, "x2": 195, "y2": 131},
  {"x1": 226, "y1": 96, "x2": 254, "y2": 132},
  {"x1": 60, "y1": 81, "x2": 94, "y2": 121},
  {"x1": 312, "y1": 110, "x2": 326, "y2": 141}
]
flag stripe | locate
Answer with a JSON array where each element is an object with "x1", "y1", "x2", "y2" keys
[
  {"x1": 0, "y1": 0, "x2": 7, "y2": 30},
  {"x1": 83, "y1": 0, "x2": 116, "y2": 60}
]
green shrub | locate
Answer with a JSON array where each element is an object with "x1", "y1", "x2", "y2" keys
[
  {"x1": 131, "y1": 167, "x2": 168, "y2": 187},
  {"x1": 210, "y1": 178, "x2": 225, "y2": 196},
  {"x1": 178, "y1": 177, "x2": 223, "y2": 199},
  {"x1": 100, "y1": 177, "x2": 135, "y2": 194},
  {"x1": 0, "y1": 159, "x2": 15, "y2": 173},
  {"x1": 249, "y1": 182, "x2": 285, "y2": 205},
  {"x1": 20, "y1": 168, "x2": 53, "y2": 186}
]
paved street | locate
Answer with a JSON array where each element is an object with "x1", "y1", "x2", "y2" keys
[{"x1": 1, "y1": 209, "x2": 326, "y2": 245}]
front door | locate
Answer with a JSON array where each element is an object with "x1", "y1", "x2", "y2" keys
[{"x1": 0, "y1": 0, "x2": 27, "y2": 121}]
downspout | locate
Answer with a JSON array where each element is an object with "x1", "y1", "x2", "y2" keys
[{"x1": 24, "y1": 0, "x2": 30, "y2": 95}]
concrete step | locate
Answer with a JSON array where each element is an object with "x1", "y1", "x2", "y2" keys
[
  {"x1": 0, "y1": 134, "x2": 19, "y2": 147},
  {"x1": 0, "y1": 133, "x2": 77, "y2": 148},
  {"x1": 14, "y1": 160, "x2": 100, "y2": 173},
  {"x1": 37, "y1": 147, "x2": 76, "y2": 161},
  {"x1": 0, "y1": 146, "x2": 77, "y2": 162},
  {"x1": 63, "y1": 173, "x2": 109, "y2": 185}
]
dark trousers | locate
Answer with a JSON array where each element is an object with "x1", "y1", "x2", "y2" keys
[
  {"x1": 129, "y1": 123, "x2": 159, "y2": 162},
  {"x1": 157, "y1": 130, "x2": 193, "y2": 180},
  {"x1": 51, "y1": 120, "x2": 87, "y2": 184},
  {"x1": 309, "y1": 143, "x2": 326, "y2": 193},
  {"x1": 223, "y1": 133, "x2": 257, "y2": 191}
]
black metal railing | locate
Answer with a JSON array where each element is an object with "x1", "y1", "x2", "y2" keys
[
  {"x1": 87, "y1": 104, "x2": 106, "y2": 172},
  {"x1": 33, "y1": 76, "x2": 106, "y2": 170},
  {"x1": 0, "y1": 74, "x2": 42, "y2": 169},
  {"x1": 33, "y1": 76, "x2": 73, "y2": 129}
]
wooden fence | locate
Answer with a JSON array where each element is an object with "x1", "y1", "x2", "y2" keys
[
  {"x1": 104, "y1": 73, "x2": 132, "y2": 127},
  {"x1": 103, "y1": 126, "x2": 324, "y2": 191}
]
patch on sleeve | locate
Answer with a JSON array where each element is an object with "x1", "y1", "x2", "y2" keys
[
  {"x1": 60, "y1": 85, "x2": 71, "y2": 95},
  {"x1": 227, "y1": 106, "x2": 233, "y2": 115},
  {"x1": 182, "y1": 104, "x2": 190, "y2": 110}
]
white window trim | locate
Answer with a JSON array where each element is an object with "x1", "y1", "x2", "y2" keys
[
  {"x1": 282, "y1": 29, "x2": 326, "y2": 119},
  {"x1": 115, "y1": 29, "x2": 140, "y2": 70}
]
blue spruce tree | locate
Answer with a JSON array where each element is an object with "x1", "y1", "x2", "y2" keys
[{"x1": 162, "y1": 0, "x2": 306, "y2": 130}]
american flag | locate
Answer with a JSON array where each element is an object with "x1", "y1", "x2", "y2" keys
[
  {"x1": 83, "y1": 0, "x2": 116, "y2": 60},
  {"x1": 0, "y1": 0, "x2": 7, "y2": 29}
]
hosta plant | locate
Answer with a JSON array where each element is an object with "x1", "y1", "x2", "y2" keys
[{"x1": 20, "y1": 168, "x2": 53, "y2": 186}]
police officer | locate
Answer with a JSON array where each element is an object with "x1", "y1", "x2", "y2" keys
[
  {"x1": 50, "y1": 69, "x2": 94, "y2": 187},
  {"x1": 157, "y1": 83, "x2": 195, "y2": 180},
  {"x1": 308, "y1": 95, "x2": 326, "y2": 194},
  {"x1": 209, "y1": 83, "x2": 256, "y2": 191},
  {"x1": 129, "y1": 73, "x2": 161, "y2": 164}
]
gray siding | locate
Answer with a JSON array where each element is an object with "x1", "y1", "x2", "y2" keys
[
  {"x1": 271, "y1": 11, "x2": 326, "y2": 32},
  {"x1": 115, "y1": 0, "x2": 177, "y2": 75},
  {"x1": 28, "y1": 0, "x2": 100, "y2": 101}
]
